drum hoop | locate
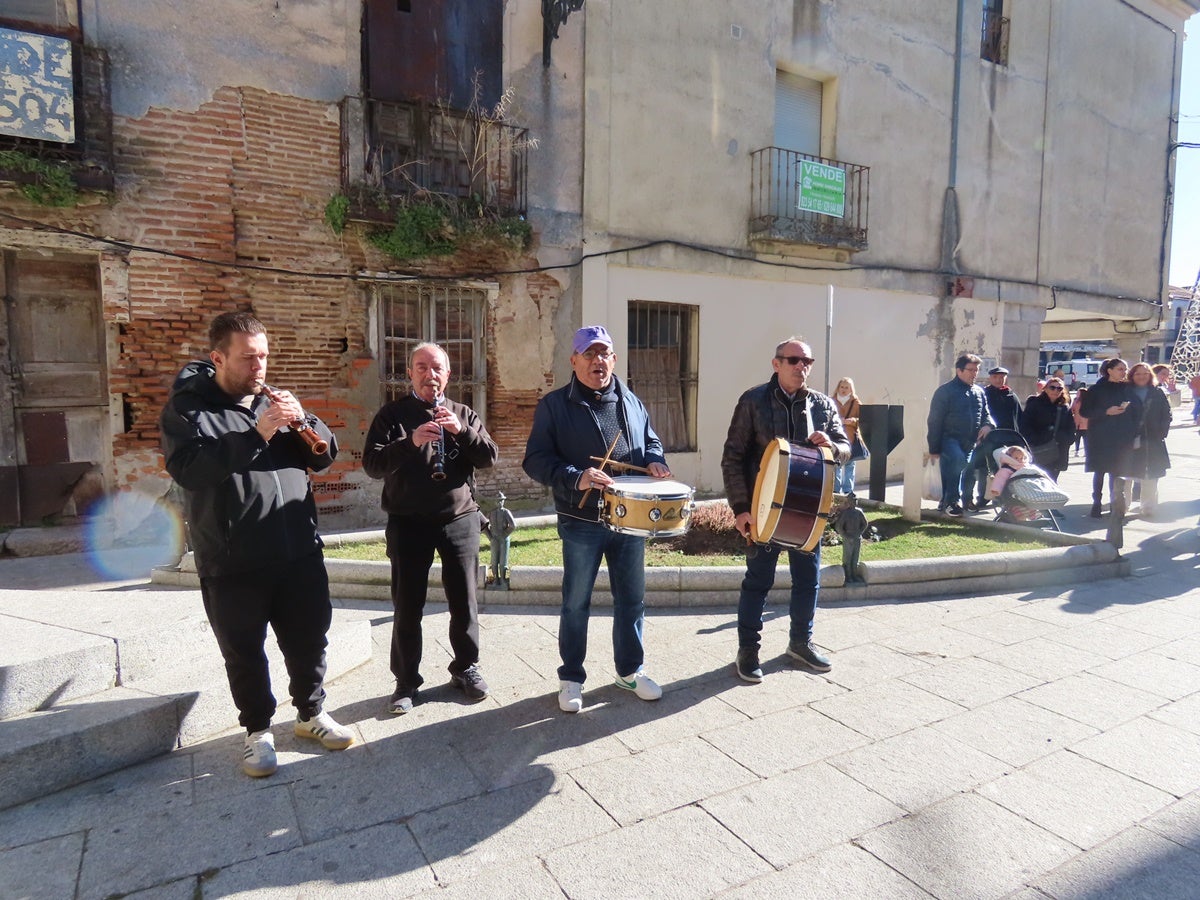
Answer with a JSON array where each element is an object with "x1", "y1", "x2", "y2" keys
[{"x1": 750, "y1": 437, "x2": 790, "y2": 543}]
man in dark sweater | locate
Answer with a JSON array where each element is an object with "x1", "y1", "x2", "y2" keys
[
  {"x1": 363, "y1": 343, "x2": 499, "y2": 714},
  {"x1": 964, "y1": 365, "x2": 1021, "y2": 510}
]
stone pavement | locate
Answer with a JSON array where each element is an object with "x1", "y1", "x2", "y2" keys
[{"x1": 2, "y1": 420, "x2": 1200, "y2": 899}]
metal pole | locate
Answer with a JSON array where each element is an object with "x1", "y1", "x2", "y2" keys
[{"x1": 825, "y1": 284, "x2": 833, "y2": 393}]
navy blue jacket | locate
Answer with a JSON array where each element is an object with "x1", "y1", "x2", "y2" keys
[
  {"x1": 927, "y1": 376, "x2": 995, "y2": 455},
  {"x1": 522, "y1": 375, "x2": 666, "y2": 522}
]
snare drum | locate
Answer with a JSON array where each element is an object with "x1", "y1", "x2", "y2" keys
[
  {"x1": 601, "y1": 476, "x2": 695, "y2": 537},
  {"x1": 750, "y1": 438, "x2": 835, "y2": 552}
]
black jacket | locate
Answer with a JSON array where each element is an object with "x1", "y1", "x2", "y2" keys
[
  {"x1": 1080, "y1": 378, "x2": 1141, "y2": 475},
  {"x1": 984, "y1": 384, "x2": 1022, "y2": 431},
  {"x1": 721, "y1": 374, "x2": 850, "y2": 516},
  {"x1": 362, "y1": 393, "x2": 498, "y2": 522},
  {"x1": 160, "y1": 361, "x2": 337, "y2": 577}
]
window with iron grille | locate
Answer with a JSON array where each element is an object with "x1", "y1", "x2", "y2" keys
[
  {"x1": 981, "y1": 0, "x2": 1010, "y2": 66},
  {"x1": 626, "y1": 301, "x2": 698, "y2": 453},
  {"x1": 373, "y1": 281, "x2": 489, "y2": 421}
]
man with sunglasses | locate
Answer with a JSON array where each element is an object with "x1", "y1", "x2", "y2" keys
[
  {"x1": 721, "y1": 337, "x2": 850, "y2": 683},
  {"x1": 523, "y1": 325, "x2": 671, "y2": 713},
  {"x1": 927, "y1": 354, "x2": 995, "y2": 517}
]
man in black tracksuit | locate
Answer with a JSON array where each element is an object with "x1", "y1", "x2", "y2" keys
[
  {"x1": 160, "y1": 311, "x2": 352, "y2": 778},
  {"x1": 362, "y1": 342, "x2": 498, "y2": 714}
]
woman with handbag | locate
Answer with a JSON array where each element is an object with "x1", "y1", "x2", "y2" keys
[
  {"x1": 1019, "y1": 376, "x2": 1075, "y2": 483},
  {"x1": 834, "y1": 377, "x2": 867, "y2": 494},
  {"x1": 1126, "y1": 363, "x2": 1171, "y2": 518},
  {"x1": 1080, "y1": 359, "x2": 1140, "y2": 518}
]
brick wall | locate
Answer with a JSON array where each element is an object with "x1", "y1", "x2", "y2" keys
[{"x1": 2, "y1": 86, "x2": 561, "y2": 523}]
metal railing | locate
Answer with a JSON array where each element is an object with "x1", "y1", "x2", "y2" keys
[
  {"x1": 981, "y1": 10, "x2": 1010, "y2": 66},
  {"x1": 340, "y1": 96, "x2": 528, "y2": 218},
  {"x1": 748, "y1": 147, "x2": 869, "y2": 251}
]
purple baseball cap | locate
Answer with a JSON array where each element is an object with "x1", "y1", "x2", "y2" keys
[{"x1": 572, "y1": 325, "x2": 614, "y2": 355}]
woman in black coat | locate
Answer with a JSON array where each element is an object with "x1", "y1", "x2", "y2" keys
[
  {"x1": 1080, "y1": 358, "x2": 1141, "y2": 518},
  {"x1": 1126, "y1": 362, "x2": 1171, "y2": 518},
  {"x1": 1019, "y1": 376, "x2": 1075, "y2": 482}
]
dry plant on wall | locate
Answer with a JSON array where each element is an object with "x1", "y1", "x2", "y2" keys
[{"x1": 324, "y1": 73, "x2": 537, "y2": 262}]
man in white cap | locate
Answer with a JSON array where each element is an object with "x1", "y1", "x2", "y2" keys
[{"x1": 523, "y1": 325, "x2": 672, "y2": 713}]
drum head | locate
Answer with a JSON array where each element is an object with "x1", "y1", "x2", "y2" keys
[
  {"x1": 606, "y1": 476, "x2": 693, "y2": 498},
  {"x1": 750, "y1": 438, "x2": 790, "y2": 543}
]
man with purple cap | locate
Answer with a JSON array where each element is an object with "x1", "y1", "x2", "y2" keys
[{"x1": 523, "y1": 324, "x2": 672, "y2": 713}]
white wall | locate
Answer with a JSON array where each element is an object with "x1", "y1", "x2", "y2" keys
[{"x1": 584, "y1": 260, "x2": 1003, "y2": 494}]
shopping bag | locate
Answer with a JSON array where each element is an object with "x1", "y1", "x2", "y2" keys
[{"x1": 922, "y1": 456, "x2": 942, "y2": 503}]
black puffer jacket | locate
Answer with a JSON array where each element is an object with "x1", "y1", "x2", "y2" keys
[
  {"x1": 721, "y1": 374, "x2": 850, "y2": 516},
  {"x1": 160, "y1": 361, "x2": 337, "y2": 577}
]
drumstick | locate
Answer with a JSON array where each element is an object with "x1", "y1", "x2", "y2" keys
[
  {"x1": 588, "y1": 456, "x2": 651, "y2": 474},
  {"x1": 578, "y1": 430, "x2": 623, "y2": 509}
]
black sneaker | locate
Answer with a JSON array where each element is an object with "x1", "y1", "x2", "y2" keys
[
  {"x1": 945, "y1": 504, "x2": 964, "y2": 518},
  {"x1": 963, "y1": 500, "x2": 977, "y2": 512},
  {"x1": 451, "y1": 664, "x2": 489, "y2": 701},
  {"x1": 786, "y1": 641, "x2": 832, "y2": 673},
  {"x1": 734, "y1": 648, "x2": 763, "y2": 684},
  {"x1": 975, "y1": 498, "x2": 990, "y2": 509}
]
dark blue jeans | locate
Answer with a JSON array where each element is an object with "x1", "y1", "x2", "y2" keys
[
  {"x1": 737, "y1": 543, "x2": 820, "y2": 650},
  {"x1": 938, "y1": 440, "x2": 970, "y2": 508},
  {"x1": 557, "y1": 517, "x2": 646, "y2": 684}
]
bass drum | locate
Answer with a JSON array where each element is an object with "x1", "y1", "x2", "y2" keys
[{"x1": 750, "y1": 438, "x2": 835, "y2": 553}]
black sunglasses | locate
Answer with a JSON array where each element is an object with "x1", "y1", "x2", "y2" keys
[
  {"x1": 776, "y1": 355, "x2": 815, "y2": 366},
  {"x1": 1046, "y1": 385, "x2": 1064, "y2": 391}
]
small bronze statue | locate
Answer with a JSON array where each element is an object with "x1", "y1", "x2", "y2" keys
[{"x1": 833, "y1": 497, "x2": 870, "y2": 584}]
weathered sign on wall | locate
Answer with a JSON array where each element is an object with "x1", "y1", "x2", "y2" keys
[{"x1": 0, "y1": 26, "x2": 75, "y2": 143}]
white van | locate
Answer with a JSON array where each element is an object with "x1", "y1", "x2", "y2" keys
[{"x1": 1048, "y1": 359, "x2": 1104, "y2": 388}]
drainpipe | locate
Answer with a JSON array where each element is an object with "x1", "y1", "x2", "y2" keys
[{"x1": 940, "y1": 0, "x2": 966, "y2": 275}]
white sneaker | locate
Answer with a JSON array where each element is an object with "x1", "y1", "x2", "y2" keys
[
  {"x1": 294, "y1": 711, "x2": 354, "y2": 750},
  {"x1": 558, "y1": 680, "x2": 583, "y2": 713},
  {"x1": 615, "y1": 669, "x2": 663, "y2": 701},
  {"x1": 243, "y1": 729, "x2": 277, "y2": 778}
]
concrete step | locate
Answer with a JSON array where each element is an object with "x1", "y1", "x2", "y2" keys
[
  {"x1": 0, "y1": 615, "x2": 373, "y2": 810},
  {"x1": 0, "y1": 687, "x2": 182, "y2": 810}
]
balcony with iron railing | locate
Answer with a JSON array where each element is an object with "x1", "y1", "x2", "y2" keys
[
  {"x1": 0, "y1": 43, "x2": 114, "y2": 193},
  {"x1": 749, "y1": 147, "x2": 869, "y2": 252},
  {"x1": 339, "y1": 96, "x2": 528, "y2": 223}
]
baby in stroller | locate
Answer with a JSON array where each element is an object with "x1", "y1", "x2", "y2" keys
[
  {"x1": 976, "y1": 429, "x2": 1070, "y2": 528},
  {"x1": 988, "y1": 445, "x2": 1038, "y2": 521}
]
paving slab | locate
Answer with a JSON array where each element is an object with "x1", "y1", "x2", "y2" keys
[
  {"x1": 717, "y1": 842, "x2": 936, "y2": 899},
  {"x1": 827, "y1": 725, "x2": 1010, "y2": 812},
  {"x1": 809, "y1": 678, "x2": 964, "y2": 740},
  {"x1": 1093, "y1": 646, "x2": 1200, "y2": 699},
  {"x1": 0, "y1": 616, "x2": 115, "y2": 718},
  {"x1": 1016, "y1": 671, "x2": 1169, "y2": 729},
  {"x1": 200, "y1": 822, "x2": 437, "y2": 899},
  {"x1": 699, "y1": 705, "x2": 869, "y2": 778},
  {"x1": 406, "y1": 773, "x2": 614, "y2": 884},
  {"x1": 0, "y1": 831, "x2": 85, "y2": 900},
  {"x1": 976, "y1": 751, "x2": 1174, "y2": 849},
  {"x1": 1141, "y1": 793, "x2": 1200, "y2": 853},
  {"x1": 977, "y1": 635, "x2": 1111, "y2": 681},
  {"x1": 543, "y1": 805, "x2": 772, "y2": 899},
  {"x1": 569, "y1": 734, "x2": 757, "y2": 825},
  {"x1": 1069, "y1": 715, "x2": 1200, "y2": 796},
  {"x1": 857, "y1": 793, "x2": 1077, "y2": 900},
  {"x1": 1031, "y1": 826, "x2": 1200, "y2": 900},
  {"x1": 700, "y1": 760, "x2": 904, "y2": 868},
  {"x1": 77, "y1": 784, "x2": 303, "y2": 900},
  {"x1": 898, "y1": 656, "x2": 1042, "y2": 707},
  {"x1": 930, "y1": 695, "x2": 1097, "y2": 765}
]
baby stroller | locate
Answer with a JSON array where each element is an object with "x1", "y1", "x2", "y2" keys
[{"x1": 973, "y1": 428, "x2": 1070, "y2": 531}]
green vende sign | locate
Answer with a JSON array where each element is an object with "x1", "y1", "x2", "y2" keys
[{"x1": 797, "y1": 160, "x2": 846, "y2": 219}]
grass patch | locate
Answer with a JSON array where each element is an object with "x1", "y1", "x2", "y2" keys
[{"x1": 324, "y1": 510, "x2": 1049, "y2": 568}]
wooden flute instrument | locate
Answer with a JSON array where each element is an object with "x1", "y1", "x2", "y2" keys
[{"x1": 262, "y1": 386, "x2": 329, "y2": 455}]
